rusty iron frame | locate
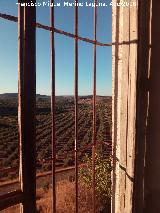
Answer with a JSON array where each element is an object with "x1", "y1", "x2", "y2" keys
[
  {"x1": 18, "y1": 0, "x2": 37, "y2": 212},
  {"x1": 0, "y1": 190, "x2": 24, "y2": 211},
  {"x1": 3, "y1": 0, "x2": 37, "y2": 212},
  {"x1": 0, "y1": 0, "x2": 111, "y2": 212}
]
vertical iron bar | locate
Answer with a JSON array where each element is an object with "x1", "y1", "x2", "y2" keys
[
  {"x1": 74, "y1": 1, "x2": 79, "y2": 213},
  {"x1": 18, "y1": 0, "x2": 36, "y2": 212},
  {"x1": 92, "y1": 0, "x2": 97, "y2": 212},
  {"x1": 18, "y1": 3, "x2": 24, "y2": 213},
  {"x1": 50, "y1": 0, "x2": 56, "y2": 212}
]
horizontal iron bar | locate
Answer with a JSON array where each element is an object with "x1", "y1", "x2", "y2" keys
[
  {"x1": 0, "y1": 166, "x2": 79, "y2": 189},
  {"x1": 0, "y1": 12, "x2": 138, "y2": 46},
  {"x1": 0, "y1": 190, "x2": 24, "y2": 211},
  {"x1": 0, "y1": 12, "x2": 112, "y2": 47}
]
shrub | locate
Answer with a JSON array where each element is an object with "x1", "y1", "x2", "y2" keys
[
  {"x1": 79, "y1": 153, "x2": 112, "y2": 211},
  {"x1": 42, "y1": 163, "x2": 52, "y2": 172},
  {"x1": 42, "y1": 181, "x2": 50, "y2": 193},
  {"x1": 63, "y1": 156, "x2": 74, "y2": 167}
]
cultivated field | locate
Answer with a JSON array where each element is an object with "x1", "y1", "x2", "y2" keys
[{"x1": 0, "y1": 94, "x2": 112, "y2": 182}]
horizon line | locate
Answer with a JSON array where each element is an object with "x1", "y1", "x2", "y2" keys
[{"x1": 0, "y1": 92, "x2": 112, "y2": 97}]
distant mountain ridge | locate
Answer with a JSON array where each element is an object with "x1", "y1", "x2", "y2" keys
[
  {"x1": 0, "y1": 93, "x2": 50, "y2": 99},
  {"x1": 0, "y1": 93, "x2": 111, "y2": 99}
]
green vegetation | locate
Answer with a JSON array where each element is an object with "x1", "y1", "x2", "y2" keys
[
  {"x1": 79, "y1": 153, "x2": 112, "y2": 212},
  {"x1": 42, "y1": 181, "x2": 50, "y2": 193}
]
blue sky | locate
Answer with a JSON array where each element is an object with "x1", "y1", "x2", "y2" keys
[{"x1": 0, "y1": 0, "x2": 112, "y2": 96}]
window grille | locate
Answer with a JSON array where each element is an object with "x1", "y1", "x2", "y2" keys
[{"x1": 0, "y1": 0, "x2": 112, "y2": 212}]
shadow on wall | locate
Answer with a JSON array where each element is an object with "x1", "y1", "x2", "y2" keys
[{"x1": 134, "y1": 0, "x2": 160, "y2": 212}]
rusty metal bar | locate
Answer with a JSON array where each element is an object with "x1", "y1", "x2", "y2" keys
[
  {"x1": 0, "y1": 12, "x2": 112, "y2": 47},
  {"x1": 74, "y1": 1, "x2": 79, "y2": 213},
  {"x1": 50, "y1": 0, "x2": 56, "y2": 212},
  {"x1": 0, "y1": 166, "x2": 76, "y2": 190},
  {"x1": 92, "y1": 0, "x2": 97, "y2": 212},
  {"x1": 18, "y1": 2, "x2": 25, "y2": 212},
  {"x1": 18, "y1": 0, "x2": 36, "y2": 212},
  {"x1": 0, "y1": 190, "x2": 24, "y2": 211}
]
